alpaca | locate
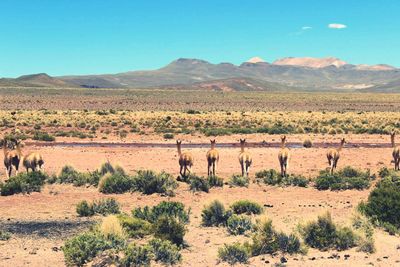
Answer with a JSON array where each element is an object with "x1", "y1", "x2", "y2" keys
[
  {"x1": 206, "y1": 139, "x2": 219, "y2": 176},
  {"x1": 176, "y1": 140, "x2": 194, "y2": 178},
  {"x1": 22, "y1": 151, "x2": 44, "y2": 173},
  {"x1": 391, "y1": 131, "x2": 400, "y2": 170},
  {"x1": 239, "y1": 139, "x2": 252, "y2": 177},
  {"x1": 3, "y1": 139, "x2": 22, "y2": 178},
  {"x1": 327, "y1": 138, "x2": 346, "y2": 174},
  {"x1": 278, "y1": 135, "x2": 290, "y2": 177}
]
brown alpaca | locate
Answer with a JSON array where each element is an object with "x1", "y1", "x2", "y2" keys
[
  {"x1": 391, "y1": 131, "x2": 400, "y2": 170},
  {"x1": 206, "y1": 139, "x2": 219, "y2": 176},
  {"x1": 278, "y1": 135, "x2": 290, "y2": 177},
  {"x1": 239, "y1": 139, "x2": 252, "y2": 177},
  {"x1": 176, "y1": 140, "x2": 194, "y2": 178},
  {"x1": 327, "y1": 138, "x2": 346, "y2": 174},
  {"x1": 3, "y1": 139, "x2": 22, "y2": 178},
  {"x1": 22, "y1": 151, "x2": 44, "y2": 173}
]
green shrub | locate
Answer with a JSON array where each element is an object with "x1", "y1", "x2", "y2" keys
[
  {"x1": 231, "y1": 200, "x2": 263, "y2": 215},
  {"x1": 76, "y1": 200, "x2": 95, "y2": 217},
  {"x1": 57, "y1": 165, "x2": 83, "y2": 184},
  {"x1": 208, "y1": 175, "x2": 224, "y2": 187},
  {"x1": 0, "y1": 171, "x2": 48, "y2": 196},
  {"x1": 133, "y1": 170, "x2": 177, "y2": 196},
  {"x1": 33, "y1": 131, "x2": 55, "y2": 141},
  {"x1": 63, "y1": 231, "x2": 124, "y2": 266},
  {"x1": 98, "y1": 173, "x2": 134, "y2": 194},
  {"x1": 118, "y1": 215, "x2": 152, "y2": 238},
  {"x1": 163, "y1": 133, "x2": 174, "y2": 139},
  {"x1": 277, "y1": 233, "x2": 301, "y2": 254},
  {"x1": 93, "y1": 198, "x2": 121, "y2": 215},
  {"x1": 314, "y1": 167, "x2": 374, "y2": 191},
  {"x1": 227, "y1": 215, "x2": 253, "y2": 235},
  {"x1": 229, "y1": 175, "x2": 249, "y2": 187},
  {"x1": 255, "y1": 169, "x2": 309, "y2": 187},
  {"x1": 250, "y1": 219, "x2": 279, "y2": 255},
  {"x1": 148, "y1": 238, "x2": 182, "y2": 265},
  {"x1": 153, "y1": 216, "x2": 186, "y2": 246},
  {"x1": 189, "y1": 175, "x2": 209, "y2": 193},
  {"x1": 132, "y1": 201, "x2": 190, "y2": 224},
  {"x1": 99, "y1": 162, "x2": 126, "y2": 176},
  {"x1": 300, "y1": 212, "x2": 358, "y2": 251},
  {"x1": 120, "y1": 243, "x2": 153, "y2": 267},
  {"x1": 201, "y1": 200, "x2": 232, "y2": 227},
  {"x1": 218, "y1": 242, "x2": 250, "y2": 265},
  {"x1": 360, "y1": 171, "x2": 400, "y2": 230},
  {"x1": 0, "y1": 230, "x2": 11, "y2": 241}
]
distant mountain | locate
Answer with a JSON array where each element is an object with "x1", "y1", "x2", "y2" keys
[
  {"x1": 1, "y1": 57, "x2": 399, "y2": 91},
  {"x1": 364, "y1": 78, "x2": 400, "y2": 92},
  {"x1": 0, "y1": 73, "x2": 76, "y2": 87}
]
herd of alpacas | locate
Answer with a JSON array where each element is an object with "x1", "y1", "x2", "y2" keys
[{"x1": 2, "y1": 131, "x2": 400, "y2": 179}]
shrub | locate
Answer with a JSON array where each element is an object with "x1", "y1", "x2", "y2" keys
[
  {"x1": 231, "y1": 200, "x2": 263, "y2": 215},
  {"x1": 201, "y1": 200, "x2": 231, "y2": 227},
  {"x1": 188, "y1": 175, "x2": 209, "y2": 193},
  {"x1": 163, "y1": 133, "x2": 174, "y2": 139},
  {"x1": 229, "y1": 175, "x2": 249, "y2": 187},
  {"x1": 208, "y1": 175, "x2": 224, "y2": 187},
  {"x1": 152, "y1": 216, "x2": 186, "y2": 246},
  {"x1": 218, "y1": 242, "x2": 250, "y2": 265},
  {"x1": 99, "y1": 215, "x2": 126, "y2": 239},
  {"x1": 93, "y1": 198, "x2": 121, "y2": 215},
  {"x1": 250, "y1": 219, "x2": 279, "y2": 255},
  {"x1": 303, "y1": 138, "x2": 313, "y2": 148},
  {"x1": 300, "y1": 212, "x2": 358, "y2": 251},
  {"x1": 118, "y1": 215, "x2": 152, "y2": 238},
  {"x1": 0, "y1": 230, "x2": 11, "y2": 241},
  {"x1": 57, "y1": 165, "x2": 87, "y2": 185},
  {"x1": 63, "y1": 231, "x2": 122, "y2": 266},
  {"x1": 120, "y1": 243, "x2": 153, "y2": 267},
  {"x1": 132, "y1": 201, "x2": 190, "y2": 224},
  {"x1": 98, "y1": 173, "x2": 134, "y2": 194},
  {"x1": 148, "y1": 238, "x2": 182, "y2": 265},
  {"x1": 33, "y1": 131, "x2": 55, "y2": 141},
  {"x1": 314, "y1": 167, "x2": 374, "y2": 191},
  {"x1": 0, "y1": 171, "x2": 47, "y2": 196},
  {"x1": 227, "y1": 215, "x2": 253, "y2": 235},
  {"x1": 76, "y1": 200, "x2": 95, "y2": 217},
  {"x1": 133, "y1": 170, "x2": 177, "y2": 196},
  {"x1": 99, "y1": 162, "x2": 126, "y2": 176},
  {"x1": 277, "y1": 233, "x2": 301, "y2": 254},
  {"x1": 255, "y1": 169, "x2": 309, "y2": 187}
]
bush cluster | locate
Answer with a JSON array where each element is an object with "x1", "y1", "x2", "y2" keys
[
  {"x1": 230, "y1": 200, "x2": 263, "y2": 215},
  {"x1": 132, "y1": 170, "x2": 177, "y2": 196},
  {"x1": 227, "y1": 215, "x2": 253, "y2": 235},
  {"x1": 255, "y1": 169, "x2": 309, "y2": 187},
  {"x1": 218, "y1": 242, "x2": 250, "y2": 265},
  {"x1": 201, "y1": 200, "x2": 232, "y2": 227},
  {"x1": 229, "y1": 175, "x2": 249, "y2": 187},
  {"x1": 76, "y1": 198, "x2": 121, "y2": 217},
  {"x1": 0, "y1": 171, "x2": 48, "y2": 196},
  {"x1": 314, "y1": 166, "x2": 374, "y2": 191}
]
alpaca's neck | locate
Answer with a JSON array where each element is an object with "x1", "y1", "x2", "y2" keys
[
  {"x1": 281, "y1": 141, "x2": 286, "y2": 149},
  {"x1": 211, "y1": 144, "x2": 215, "y2": 149},
  {"x1": 240, "y1": 145, "x2": 245, "y2": 152},
  {"x1": 338, "y1": 143, "x2": 344, "y2": 151},
  {"x1": 177, "y1": 145, "x2": 182, "y2": 155}
]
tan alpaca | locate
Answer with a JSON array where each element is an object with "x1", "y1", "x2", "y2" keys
[
  {"x1": 176, "y1": 140, "x2": 194, "y2": 178},
  {"x1": 22, "y1": 151, "x2": 44, "y2": 173},
  {"x1": 3, "y1": 139, "x2": 22, "y2": 178},
  {"x1": 206, "y1": 139, "x2": 219, "y2": 176},
  {"x1": 239, "y1": 139, "x2": 252, "y2": 177},
  {"x1": 391, "y1": 131, "x2": 400, "y2": 170},
  {"x1": 278, "y1": 135, "x2": 290, "y2": 177},
  {"x1": 327, "y1": 138, "x2": 346, "y2": 174}
]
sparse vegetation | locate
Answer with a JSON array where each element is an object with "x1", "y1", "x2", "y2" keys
[
  {"x1": 98, "y1": 172, "x2": 134, "y2": 194},
  {"x1": 132, "y1": 170, "x2": 177, "y2": 196},
  {"x1": 227, "y1": 214, "x2": 253, "y2": 235},
  {"x1": 218, "y1": 242, "x2": 250, "y2": 265},
  {"x1": 229, "y1": 174, "x2": 249, "y2": 187},
  {"x1": 76, "y1": 198, "x2": 121, "y2": 217},
  {"x1": 231, "y1": 200, "x2": 263, "y2": 215},
  {"x1": 0, "y1": 171, "x2": 48, "y2": 196},
  {"x1": 188, "y1": 174, "x2": 210, "y2": 193},
  {"x1": 255, "y1": 169, "x2": 309, "y2": 187},
  {"x1": 132, "y1": 201, "x2": 190, "y2": 224},
  {"x1": 201, "y1": 200, "x2": 232, "y2": 227},
  {"x1": 148, "y1": 238, "x2": 182, "y2": 265}
]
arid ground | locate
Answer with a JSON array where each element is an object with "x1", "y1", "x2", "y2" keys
[{"x1": 0, "y1": 133, "x2": 399, "y2": 267}]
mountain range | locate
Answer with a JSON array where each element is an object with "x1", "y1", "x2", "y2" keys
[{"x1": 1, "y1": 57, "x2": 400, "y2": 92}]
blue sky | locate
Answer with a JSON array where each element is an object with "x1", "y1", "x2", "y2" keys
[{"x1": 0, "y1": 0, "x2": 399, "y2": 77}]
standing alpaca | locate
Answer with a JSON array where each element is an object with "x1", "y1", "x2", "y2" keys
[
  {"x1": 22, "y1": 151, "x2": 45, "y2": 173},
  {"x1": 206, "y1": 139, "x2": 219, "y2": 176},
  {"x1": 327, "y1": 138, "x2": 346, "y2": 174},
  {"x1": 391, "y1": 131, "x2": 400, "y2": 170},
  {"x1": 176, "y1": 140, "x2": 193, "y2": 178},
  {"x1": 239, "y1": 139, "x2": 252, "y2": 177},
  {"x1": 3, "y1": 139, "x2": 22, "y2": 178},
  {"x1": 278, "y1": 135, "x2": 290, "y2": 177}
]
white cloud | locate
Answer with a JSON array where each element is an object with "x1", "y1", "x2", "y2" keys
[
  {"x1": 302, "y1": 26, "x2": 312, "y2": 30},
  {"x1": 328, "y1": 23, "x2": 347, "y2": 29}
]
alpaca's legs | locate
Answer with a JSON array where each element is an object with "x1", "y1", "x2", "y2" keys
[
  {"x1": 207, "y1": 163, "x2": 210, "y2": 176},
  {"x1": 212, "y1": 162, "x2": 216, "y2": 176},
  {"x1": 241, "y1": 162, "x2": 245, "y2": 177},
  {"x1": 179, "y1": 165, "x2": 183, "y2": 177}
]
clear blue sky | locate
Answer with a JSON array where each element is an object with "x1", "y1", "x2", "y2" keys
[{"x1": 0, "y1": 0, "x2": 399, "y2": 77}]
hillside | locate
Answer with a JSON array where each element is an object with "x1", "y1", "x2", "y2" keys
[{"x1": 0, "y1": 73, "x2": 77, "y2": 88}]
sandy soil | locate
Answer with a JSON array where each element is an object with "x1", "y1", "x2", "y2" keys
[{"x1": 0, "y1": 134, "x2": 399, "y2": 267}]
